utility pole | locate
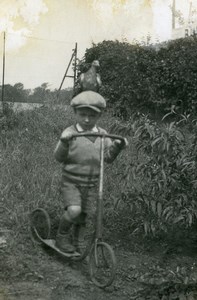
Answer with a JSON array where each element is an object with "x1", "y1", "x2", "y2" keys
[
  {"x1": 172, "y1": 0, "x2": 176, "y2": 29},
  {"x1": 73, "y1": 42, "x2": 78, "y2": 88},
  {"x1": 57, "y1": 43, "x2": 78, "y2": 99},
  {"x1": 1, "y1": 31, "x2": 5, "y2": 114},
  {"x1": 188, "y1": 2, "x2": 193, "y2": 27}
]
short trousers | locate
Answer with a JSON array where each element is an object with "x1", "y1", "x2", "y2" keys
[{"x1": 61, "y1": 179, "x2": 97, "y2": 215}]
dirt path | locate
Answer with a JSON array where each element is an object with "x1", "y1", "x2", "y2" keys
[
  {"x1": 0, "y1": 243, "x2": 140, "y2": 300},
  {"x1": 1, "y1": 231, "x2": 197, "y2": 300}
]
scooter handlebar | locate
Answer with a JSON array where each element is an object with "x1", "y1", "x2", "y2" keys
[{"x1": 61, "y1": 132, "x2": 128, "y2": 147}]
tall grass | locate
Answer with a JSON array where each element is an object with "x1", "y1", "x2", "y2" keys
[
  {"x1": 0, "y1": 105, "x2": 132, "y2": 240},
  {"x1": 0, "y1": 106, "x2": 72, "y2": 235},
  {"x1": 1, "y1": 105, "x2": 196, "y2": 246}
]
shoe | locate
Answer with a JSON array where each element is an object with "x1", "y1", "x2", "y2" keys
[
  {"x1": 73, "y1": 224, "x2": 87, "y2": 253},
  {"x1": 56, "y1": 233, "x2": 76, "y2": 253}
]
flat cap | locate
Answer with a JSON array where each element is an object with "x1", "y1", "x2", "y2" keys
[{"x1": 71, "y1": 91, "x2": 106, "y2": 113}]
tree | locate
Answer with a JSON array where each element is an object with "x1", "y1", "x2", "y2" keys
[
  {"x1": 30, "y1": 82, "x2": 51, "y2": 103},
  {"x1": 14, "y1": 83, "x2": 29, "y2": 102}
]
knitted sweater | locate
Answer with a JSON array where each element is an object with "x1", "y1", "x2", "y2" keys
[{"x1": 54, "y1": 125, "x2": 122, "y2": 185}]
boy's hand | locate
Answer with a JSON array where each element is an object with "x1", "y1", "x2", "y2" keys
[
  {"x1": 61, "y1": 132, "x2": 75, "y2": 143},
  {"x1": 114, "y1": 138, "x2": 128, "y2": 149}
]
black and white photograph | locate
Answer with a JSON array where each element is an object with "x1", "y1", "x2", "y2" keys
[{"x1": 0, "y1": 1, "x2": 197, "y2": 299}]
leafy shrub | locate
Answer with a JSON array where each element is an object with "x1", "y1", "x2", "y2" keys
[
  {"x1": 82, "y1": 38, "x2": 197, "y2": 119},
  {"x1": 110, "y1": 113, "x2": 197, "y2": 235}
]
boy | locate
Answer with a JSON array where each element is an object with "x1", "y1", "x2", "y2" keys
[{"x1": 54, "y1": 91, "x2": 127, "y2": 253}]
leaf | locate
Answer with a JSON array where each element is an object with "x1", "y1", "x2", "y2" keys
[
  {"x1": 142, "y1": 196, "x2": 150, "y2": 208},
  {"x1": 179, "y1": 193, "x2": 188, "y2": 203},
  {"x1": 162, "y1": 112, "x2": 173, "y2": 121},
  {"x1": 157, "y1": 202, "x2": 162, "y2": 217},
  {"x1": 134, "y1": 126, "x2": 144, "y2": 138},
  {"x1": 165, "y1": 210, "x2": 173, "y2": 221},
  {"x1": 169, "y1": 121, "x2": 175, "y2": 131},
  {"x1": 136, "y1": 163, "x2": 145, "y2": 172},
  {"x1": 188, "y1": 212, "x2": 193, "y2": 226},
  {"x1": 162, "y1": 206, "x2": 173, "y2": 217},
  {"x1": 111, "y1": 196, "x2": 120, "y2": 210},
  {"x1": 145, "y1": 123, "x2": 155, "y2": 138},
  {"x1": 161, "y1": 169, "x2": 167, "y2": 181},
  {"x1": 184, "y1": 276, "x2": 189, "y2": 285},
  {"x1": 151, "y1": 200, "x2": 156, "y2": 214},
  {"x1": 130, "y1": 203, "x2": 133, "y2": 213},
  {"x1": 173, "y1": 215, "x2": 184, "y2": 224},
  {"x1": 150, "y1": 223, "x2": 155, "y2": 235},
  {"x1": 151, "y1": 137, "x2": 162, "y2": 147},
  {"x1": 166, "y1": 141, "x2": 170, "y2": 152},
  {"x1": 143, "y1": 221, "x2": 149, "y2": 235}
]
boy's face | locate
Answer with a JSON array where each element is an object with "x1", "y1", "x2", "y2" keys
[{"x1": 75, "y1": 107, "x2": 101, "y2": 131}]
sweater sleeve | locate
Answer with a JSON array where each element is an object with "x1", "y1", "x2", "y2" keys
[
  {"x1": 54, "y1": 127, "x2": 74, "y2": 163},
  {"x1": 99, "y1": 128, "x2": 123, "y2": 164},
  {"x1": 54, "y1": 140, "x2": 69, "y2": 163},
  {"x1": 104, "y1": 140, "x2": 123, "y2": 163}
]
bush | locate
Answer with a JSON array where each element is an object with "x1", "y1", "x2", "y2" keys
[
  {"x1": 82, "y1": 38, "x2": 197, "y2": 119},
  {"x1": 109, "y1": 113, "x2": 197, "y2": 235}
]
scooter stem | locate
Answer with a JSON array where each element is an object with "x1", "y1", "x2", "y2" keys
[{"x1": 96, "y1": 136, "x2": 105, "y2": 239}]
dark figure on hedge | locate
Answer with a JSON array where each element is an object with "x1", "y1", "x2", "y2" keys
[{"x1": 73, "y1": 60, "x2": 102, "y2": 97}]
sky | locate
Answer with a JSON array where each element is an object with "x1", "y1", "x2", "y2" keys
[{"x1": 0, "y1": 0, "x2": 196, "y2": 90}]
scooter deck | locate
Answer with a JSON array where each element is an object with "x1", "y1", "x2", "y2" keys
[{"x1": 42, "y1": 239, "x2": 81, "y2": 257}]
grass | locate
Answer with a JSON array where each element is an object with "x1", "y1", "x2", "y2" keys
[
  {"x1": 1, "y1": 107, "x2": 66, "y2": 236},
  {"x1": 0, "y1": 105, "x2": 135, "y2": 244},
  {"x1": 1, "y1": 104, "x2": 197, "y2": 300},
  {"x1": 1, "y1": 104, "x2": 196, "y2": 248}
]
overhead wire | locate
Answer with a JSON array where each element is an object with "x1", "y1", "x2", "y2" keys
[
  {"x1": 5, "y1": 31, "x2": 91, "y2": 45},
  {"x1": 0, "y1": 32, "x2": 88, "y2": 89}
]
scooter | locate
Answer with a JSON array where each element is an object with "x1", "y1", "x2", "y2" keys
[{"x1": 30, "y1": 132, "x2": 127, "y2": 288}]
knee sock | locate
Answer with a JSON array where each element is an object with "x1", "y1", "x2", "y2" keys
[
  {"x1": 58, "y1": 211, "x2": 73, "y2": 235},
  {"x1": 73, "y1": 212, "x2": 87, "y2": 226}
]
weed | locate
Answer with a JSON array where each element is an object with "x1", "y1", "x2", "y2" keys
[{"x1": 0, "y1": 106, "x2": 196, "y2": 242}]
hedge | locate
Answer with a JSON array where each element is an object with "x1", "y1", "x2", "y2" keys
[{"x1": 81, "y1": 37, "x2": 197, "y2": 119}]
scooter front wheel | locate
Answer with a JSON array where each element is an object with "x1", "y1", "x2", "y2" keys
[
  {"x1": 30, "y1": 208, "x2": 51, "y2": 244},
  {"x1": 89, "y1": 241, "x2": 116, "y2": 288}
]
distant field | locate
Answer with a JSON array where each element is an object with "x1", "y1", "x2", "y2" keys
[
  {"x1": 6, "y1": 102, "x2": 43, "y2": 112},
  {"x1": 5, "y1": 102, "x2": 68, "y2": 112}
]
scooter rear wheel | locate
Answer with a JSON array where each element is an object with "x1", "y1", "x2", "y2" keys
[
  {"x1": 89, "y1": 241, "x2": 116, "y2": 288},
  {"x1": 30, "y1": 208, "x2": 51, "y2": 244}
]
